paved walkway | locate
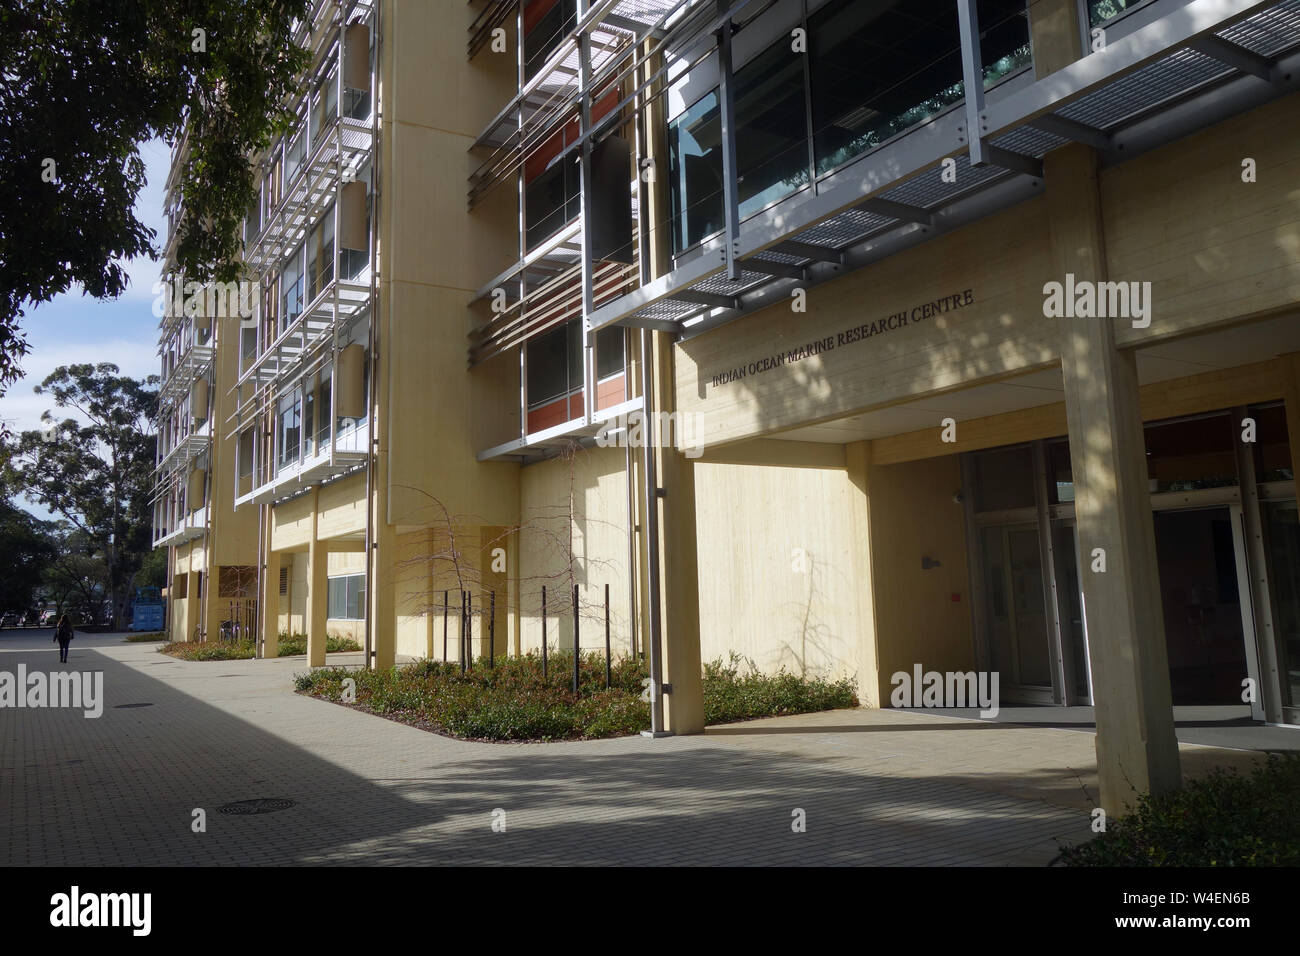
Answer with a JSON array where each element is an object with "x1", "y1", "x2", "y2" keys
[{"x1": 0, "y1": 631, "x2": 1268, "y2": 866}]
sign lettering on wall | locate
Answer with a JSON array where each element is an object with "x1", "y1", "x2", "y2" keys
[{"x1": 708, "y1": 289, "x2": 975, "y2": 390}]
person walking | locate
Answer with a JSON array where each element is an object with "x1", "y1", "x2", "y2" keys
[{"x1": 53, "y1": 613, "x2": 74, "y2": 664}]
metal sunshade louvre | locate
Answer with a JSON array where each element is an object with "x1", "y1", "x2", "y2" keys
[
  {"x1": 1219, "y1": 0, "x2": 1300, "y2": 54},
  {"x1": 1057, "y1": 48, "x2": 1234, "y2": 130}
]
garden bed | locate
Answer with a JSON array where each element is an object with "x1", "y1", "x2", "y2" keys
[{"x1": 295, "y1": 651, "x2": 858, "y2": 742}]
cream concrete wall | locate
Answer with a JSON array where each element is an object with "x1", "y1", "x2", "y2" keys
[
  {"x1": 675, "y1": 197, "x2": 1058, "y2": 448},
  {"x1": 516, "y1": 447, "x2": 637, "y2": 657},
  {"x1": 866, "y1": 454, "x2": 973, "y2": 707},
  {"x1": 1109, "y1": 92, "x2": 1300, "y2": 349},
  {"x1": 317, "y1": 473, "x2": 366, "y2": 539},
  {"x1": 693, "y1": 454, "x2": 862, "y2": 682}
]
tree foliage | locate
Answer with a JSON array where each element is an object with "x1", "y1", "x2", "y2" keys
[
  {"x1": 0, "y1": 0, "x2": 311, "y2": 390},
  {"x1": 9, "y1": 363, "x2": 158, "y2": 628},
  {"x1": 0, "y1": 497, "x2": 55, "y2": 614}
]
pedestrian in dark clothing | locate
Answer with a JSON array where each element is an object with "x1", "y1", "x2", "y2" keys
[{"x1": 53, "y1": 614, "x2": 74, "y2": 663}]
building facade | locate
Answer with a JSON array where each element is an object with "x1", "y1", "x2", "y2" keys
[{"x1": 156, "y1": 0, "x2": 1300, "y2": 811}]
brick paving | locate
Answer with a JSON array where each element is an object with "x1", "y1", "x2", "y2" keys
[{"x1": 0, "y1": 631, "x2": 1263, "y2": 866}]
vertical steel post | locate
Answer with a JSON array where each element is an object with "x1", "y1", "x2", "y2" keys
[
  {"x1": 443, "y1": 588, "x2": 449, "y2": 662},
  {"x1": 541, "y1": 585, "x2": 548, "y2": 679},
  {"x1": 489, "y1": 589, "x2": 496, "y2": 668},
  {"x1": 577, "y1": 25, "x2": 597, "y2": 424},
  {"x1": 572, "y1": 583, "x2": 581, "y2": 694},
  {"x1": 460, "y1": 589, "x2": 467, "y2": 675},
  {"x1": 716, "y1": 0, "x2": 740, "y2": 280},
  {"x1": 957, "y1": 0, "x2": 988, "y2": 166},
  {"x1": 604, "y1": 582, "x2": 611, "y2": 688}
]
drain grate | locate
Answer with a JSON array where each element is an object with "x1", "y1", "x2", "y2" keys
[
  {"x1": 218, "y1": 798, "x2": 296, "y2": 815},
  {"x1": 113, "y1": 702, "x2": 153, "y2": 709}
]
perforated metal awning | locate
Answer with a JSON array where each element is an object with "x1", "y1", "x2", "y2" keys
[{"x1": 586, "y1": 0, "x2": 1300, "y2": 340}]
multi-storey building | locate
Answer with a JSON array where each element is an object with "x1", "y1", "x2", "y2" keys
[{"x1": 156, "y1": 0, "x2": 1300, "y2": 811}]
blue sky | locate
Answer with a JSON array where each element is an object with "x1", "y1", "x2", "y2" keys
[{"x1": 1, "y1": 138, "x2": 171, "y2": 519}]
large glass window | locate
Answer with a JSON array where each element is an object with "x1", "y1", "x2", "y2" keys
[
  {"x1": 281, "y1": 255, "x2": 303, "y2": 332},
  {"x1": 328, "y1": 574, "x2": 366, "y2": 620},
  {"x1": 526, "y1": 318, "x2": 583, "y2": 408},
  {"x1": 668, "y1": 37, "x2": 811, "y2": 254},
  {"x1": 525, "y1": 155, "x2": 579, "y2": 251},
  {"x1": 808, "y1": 0, "x2": 1030, "y2": 177},
  {"x1": 524, "y1": 0, "x2": 577, "y2": 81},
  {"x1": 308, "y1": 207, "x2": 335, "y2": 301},
  {"x1": 595, "y1": 325, "x2": 624, "y2": 381},
  {"x1": 279, "y1": 397, "x2": 301, "y2": 469},
  {"x1": 1089, "y1": 0, "x2": 1149, "y2": 28}
]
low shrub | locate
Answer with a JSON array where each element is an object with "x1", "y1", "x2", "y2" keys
[
  {"x1": 276, "y1": 632, "x2": 362, "y2": 656},
  {"x1": 703, "y1": 652, "x2": 859, "y2": 725},
  {"x1": 1058, "y1": 754, "x2": 1300, "y2": 866},
  {"x1": 159, "y1": 639, "x2": 255, "y2": 661},
  {"x1": 297, "y1": 650, "x2": 858, "y2": 742},
  {"x1": 124, "y1": 632, "x2": 167, "y2": 642}
]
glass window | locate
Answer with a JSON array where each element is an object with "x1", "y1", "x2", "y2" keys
[
  {"x1": 1088, "y1": 0, "x2": 1148, "y2": 28},
  {"x1": 1249, "y1": 402, "x2": 1292, "y2": 483},
  {"x1": 808, "y1": 0, "x2": 1030, "y2": 177},
  {"x1": 1145, "y1": 413, "x2": 1238, "y2": 493},
  {"x1": 327, "y1": 574, "x2": 366, "y2": 619},
  {"x1": 527, "y1": 321, "x2": 572, "y2": 408},
  {"x1": 525, "y1": 156, "x2": 580, "y2": 251},
  {"x1": 596, "y1": 325, "x2": 624, "y2": 381},
  {"x1": 524, "y1": 0, "x2": 577, "y2": 81},
  {"x1": 317, "y1": 373, "x2": 332, "y2": 447},
  {"x1": 668, "y1": 39, "x2": 811, "y2": 254},
  {"x1": 668, "y1": 91, "x2": 722, "y2": 253},
  {"x1": 279, "y1": 397, "x2": 301, "y2": 469},
  {"x1": 971, "y1": 445, "x2": 1036, "y2": 512},
  {"x1": 281, "y1": 256, "x2": 303, "y2": 332},
  {"x1": 732, "y1": 39, "x2": 810, "y2": 218},
  {"x1": 285, "y1": 123, "x2": 305, "y2": 182},
  {"x1": 308, "y1": 207, "x2": 335, "y2": 301}
]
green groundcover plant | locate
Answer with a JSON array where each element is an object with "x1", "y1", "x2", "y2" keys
[
  {"x1": 160, "y1": 633, "x2": 362, "y2": 661},
  {"x1": 296, "y1": 650, "x2": 858, "y2": 742},
  {"x1": 276, "y1": 633, "x2": 362, "y2": 656},
  {"x1": 1058, "y1": 753, "x2": 1300, "y2": 866},
  {"x1": 124, "y1": 632, "x2": 167, "y2": 642}
]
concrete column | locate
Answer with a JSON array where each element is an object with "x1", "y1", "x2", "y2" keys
[
  {"x1": 185, "y1": 568, "x2": 201, "y2": 641},
  {"x1": 652, "y1": 331, "x2": 705, "y2": 734},
  {"x1": 306, "y1": 546, "x2": 328, "y2": 667},
  {"x1": 1047, "y1": 144, "x2": 1181, "y2": 813},
  {"x1": 261, "y1": 548, "x2": 280, "y2": 658},
  {"x1": 1029, "y1": 0, "x2": 1083, "y2": 77},
  {"x1": 845, "y1": 441, "x2": 882, "y2": 708}
]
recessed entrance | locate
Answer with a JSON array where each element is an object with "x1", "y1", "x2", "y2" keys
[{"x1": 1153, "y1": 507, "x2": 1248, "y2": 706}]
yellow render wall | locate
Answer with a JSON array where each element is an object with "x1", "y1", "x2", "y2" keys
[
  {"x1": 693, "y1": 457, "x2": 863, "y2": 683},
  {"x1": 866, "y1": 454, "x2": 974, "y2": 706},
  {"x1": 517, "y1": 447, "x2": 636, "y2": 656}
]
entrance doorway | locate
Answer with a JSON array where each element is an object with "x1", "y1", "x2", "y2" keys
[{"x1": 1152, "y1": 507, "x2": 1248, "y2": 705}]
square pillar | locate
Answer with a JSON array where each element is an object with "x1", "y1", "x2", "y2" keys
[
  {"x1": 305, "y1": 488, "x2": 328, "y2": 667},
  {"x1": 651, "y1": 331, "x2": 704, "y2": 734},
  {"x1": 1028, "y1": 0, "x2": 1083, "y2": 77},
  {"x1": 1047, "y1": 144, "x2": 1181, "y2": 813},
  {"x1": 845, "y1": 441, "x2": 882, "y2": 708}
]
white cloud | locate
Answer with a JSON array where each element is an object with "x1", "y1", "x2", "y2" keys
[{"x1": 0, "y1": 338, "x2": 158, "y2": 435}]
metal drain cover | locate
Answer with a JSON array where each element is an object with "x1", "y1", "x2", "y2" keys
[
  {"x1": 218, "y1": 798, "x2": 296, "y2": 815},
  {"x1": 114, "y1": 702, "x2": 153, "y2": 709}
]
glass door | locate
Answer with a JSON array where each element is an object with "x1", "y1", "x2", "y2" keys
[
  {"x1": 1052, "y1": 520, "x2": 1091, "y2": 704},
  {"x1": 1262, "y1": 500, "x2": 1300, "y2": 725},
  {"x1": 979, "y1": 523, "x2": 1055, "y2": 703}
]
